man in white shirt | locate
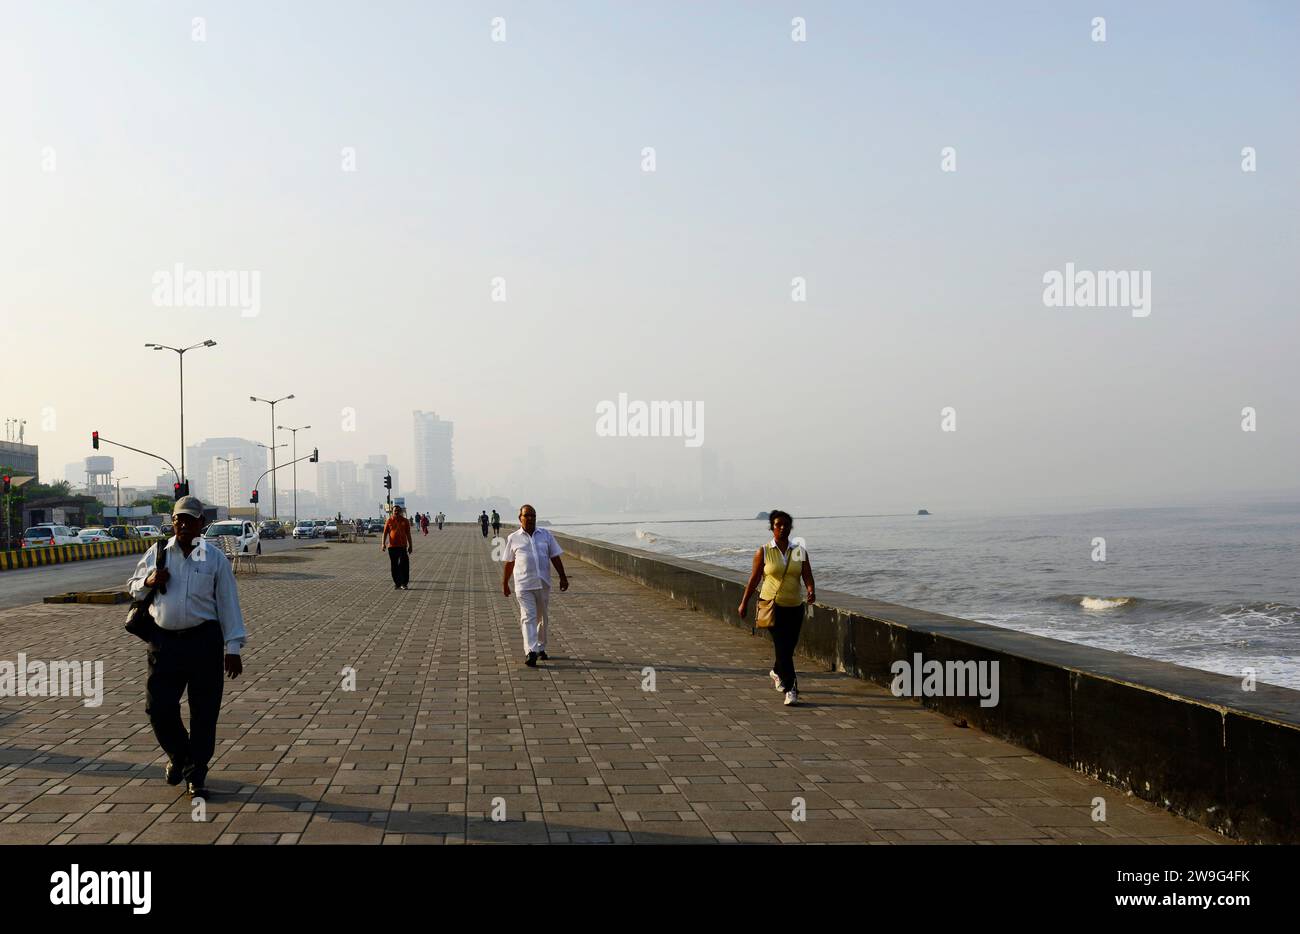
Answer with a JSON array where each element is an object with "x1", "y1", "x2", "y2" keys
[
  {"x1": 126, "y1": 496, "x2": 246, "y2": 799},
  {"x1": 501, "y1": 504, "x2": 568, "y2": 667}
]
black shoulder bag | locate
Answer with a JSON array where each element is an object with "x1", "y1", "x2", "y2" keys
[{"x1": 124, "y1": 541, "x2": 168, "y2": 641}]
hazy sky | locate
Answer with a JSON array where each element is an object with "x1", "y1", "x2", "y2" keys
[{"x1": 3, "y1": 1, "x2": 1297, "y2": 516}]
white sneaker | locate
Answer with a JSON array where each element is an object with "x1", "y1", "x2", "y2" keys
[
  {"x1": 769, "y1": 670, "x2": 783, "y2": 692},
  {"x1": 784, "y1": 690, "x2": 798, "y2": 706}
]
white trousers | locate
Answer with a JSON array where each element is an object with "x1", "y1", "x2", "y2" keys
[{"x1": 516, "y1": 586, "x2": 551, "y2": 654}]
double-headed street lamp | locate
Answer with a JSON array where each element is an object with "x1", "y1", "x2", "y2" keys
[
  {"x1": 250, "y1": 394, "x2": 294, "y2": 519},
  {"x1": 278, "y1": 424, "x2": 311, "y2": 527},
  {"x1": 144, "y1": 340, "x2": 217, "y2": 487}
]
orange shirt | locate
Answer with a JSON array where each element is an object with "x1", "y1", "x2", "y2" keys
[{"x1": 384, "y1": 515, "x2": 412, "y2": 549}]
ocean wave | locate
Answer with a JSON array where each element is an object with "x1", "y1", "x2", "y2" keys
[
  {"x1": 634, "y1": 528, "x2": 658, "y2": 544},
  {"x1": 1080, "y1": 596, "x2": 1133, "y2": 611}
]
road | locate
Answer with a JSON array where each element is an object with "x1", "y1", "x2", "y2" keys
[{"x1": 0, "y1": 537, "x2": 313, "y2": 610}]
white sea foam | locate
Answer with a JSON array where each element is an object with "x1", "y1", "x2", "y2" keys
[{"x1": 1081, "y1": 596, "x2": 1132, "y2": 610}]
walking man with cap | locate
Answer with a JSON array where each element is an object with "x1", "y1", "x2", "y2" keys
[
  {"x1": 501, "y1": 504, "x2": 568, "y2": 667},
  {"x1": 126, "y1": 496, "x2": 245, "y2": 799}
]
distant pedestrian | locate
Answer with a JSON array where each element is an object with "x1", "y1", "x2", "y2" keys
[
  {"x1": 479, "y1": 510, "x2": 490, "y2": 538},
  {"x1": 737, "y1": 509, "x2": 815, "y2": 707},
  {"x1": 420, "y1": 512, "x2": 429, "y2": 535},
  {"x1": 436, "y1": 511, "x2": 444, "y2": 530},
  {"x1": 126, "y1": 496, "x2": 245, "y2": 800},
  {"x1": 502, "y1": 504, "x2": 569, "y2": 667},
  {"x1": 491, "y1": 509, "x2": 500, "y2": 536},
  {"x1": 382, "y1": 505, "x2": 413, "y2": 590}
]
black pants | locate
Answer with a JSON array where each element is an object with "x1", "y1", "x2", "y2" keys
[
  {"x1": 771, "y1": 603, "x2": 805, "y2": 692},
  {"x1": 481, "y1": 524, "x2": 489, "y2": 537},
  {"x1": 388, "y1": 547, "x2": 410, "y2": 586},
  {"x1": 145, "y1": 621, "x2": 225, "y2": 785}
]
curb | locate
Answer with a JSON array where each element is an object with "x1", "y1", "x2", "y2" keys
[{"x1": 0, "y1": 539, "x2": 154, "y2": 572}]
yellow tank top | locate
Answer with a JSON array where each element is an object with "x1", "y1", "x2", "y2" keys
[{"x1": 759, "y1": 543, "x2": 805, "y2": 607}]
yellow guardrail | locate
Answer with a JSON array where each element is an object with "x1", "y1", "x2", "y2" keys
[{"x1": 0, "y1": 538, "x2": 155, "y2": 571}]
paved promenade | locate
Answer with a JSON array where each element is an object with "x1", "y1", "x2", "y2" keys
[{"x1": 0, "y1": 528, "x2": 1229, "y2": 844}]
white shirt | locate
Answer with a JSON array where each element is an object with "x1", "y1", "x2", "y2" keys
[
  {"x1": 505, "y1": 527, "x2": 563, "y2": 591},
  {"x1": 127, "y1": 537, "x2": 248, "y2": 655}
]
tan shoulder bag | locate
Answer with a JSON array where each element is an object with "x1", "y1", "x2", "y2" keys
[{"x1": 755, "y1": 545, "x2": 794, "y2": 629}]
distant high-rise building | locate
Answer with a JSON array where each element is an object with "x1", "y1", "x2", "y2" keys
[
  {"x1": 185, "y1": 438, "x2": 267, "y2": 504},
  {"x1": 413, "y1": 411, "x2": 455, "y2": 506},
  {"x1": 362, "y1": 455, "x2": 397, "y2": 507},
  {"x1": 210, "y1": 458, "x2": 253, "y2": 512}
]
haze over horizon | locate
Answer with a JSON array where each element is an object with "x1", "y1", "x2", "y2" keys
[{"x1": 3, "y1": 1, "x2": 1297, "y2": 518}]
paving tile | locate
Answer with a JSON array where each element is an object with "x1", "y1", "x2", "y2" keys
[{"x1": 0, "y1": 528, "x2": 1232, "y2": 847}]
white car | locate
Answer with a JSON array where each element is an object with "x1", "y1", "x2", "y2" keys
[
  {"x1": 78, "y1": 528, "x2": 116, "y2": 544},
  {"x1": 135, "y1": 525, "x2": 165, "y2": 541},
  {"x1": 202, "y1": 519, "x2": 261, "y2": 555},
  {"x1": 22, "y1": 525, "x2": 80, "y2": 548},
  {"x1": 292, "y1": 522, "x2": 316, "y2": 539}
]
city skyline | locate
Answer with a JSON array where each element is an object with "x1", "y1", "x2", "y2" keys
[{"x1": 3, "y1": 2, "x2": 1297, "y2": 518}]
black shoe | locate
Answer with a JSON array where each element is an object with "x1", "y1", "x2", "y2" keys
[
  {"x1": 164, "y1": 761, "x2": 186, "y2": 786},
  {"x1": 538, "y1": 652, "x2": 549, "y2": 661},
  {"x1": 525, "y1": 652, "x2": 538, "y2": 668},
  {"x1": 187, "y1": 781, "x2": 209, "y2": 799},
  {"x1": 395, "y1": 584, "x2": 401, "y2": 590}
]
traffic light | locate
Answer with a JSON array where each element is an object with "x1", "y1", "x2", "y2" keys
[
  {"x1": 174, "y1": 483, "x2": 182, "y2": 500},
  {"x1": 251, "y1": 489, "x2": 259, "y2": 504},
  {"x1": 92, "y1": 431, "x2": 99, "y2": 450},
  {"x1": 383, "y1": 473, "x2": 392, "y2": 490},
  {"x1": 2, "y1": 476, "x2": 10, "y2": 495},
  {"x1": 310, "y1": 447, "x2": 319, "y2": 463}
]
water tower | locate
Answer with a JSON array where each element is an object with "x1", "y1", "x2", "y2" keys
[{"x1": 85, "y1": 455, "x2": 114, "y2": 500}]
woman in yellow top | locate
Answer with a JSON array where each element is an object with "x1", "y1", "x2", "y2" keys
[{"x1": 738, "y1": 509, "x2": 815, "y2": 706}]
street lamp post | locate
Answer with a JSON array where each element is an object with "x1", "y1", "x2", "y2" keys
[
  {"x1": 256, "y1": 443, "x2": 286, "y2": 522},
  {"x1": 278, "y1": 424, "x2": 311, "y2": 528},
  {"x1": 114, "y1": 476, "x2": 129, "y2": 523},
  {"x1": 217, "y1": 456, "x2": 241, "y2": 516},
  {"x1": 145, "y1": 340, "x2": 217, "y2": 486},
  {"x1": 251, "y1": 394, "x2": 294, "y2": 520}
]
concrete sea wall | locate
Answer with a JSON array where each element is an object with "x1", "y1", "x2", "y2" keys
[{"x1": 556, "y1": 532, "x2": 1300, "y2": 843}]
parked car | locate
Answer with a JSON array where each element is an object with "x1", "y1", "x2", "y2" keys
[
  {"x1": 258, "y1": 520, "x2": 286, "y2": 540},
  {"x1": 135, "y1": 525, "x2": 165, "y2": 541},
  {"x1": 21, "y1": 525, "x2": 80, "y2": 548},
  {"x1": 78, "y1": 528, "x2": 116, "y2": 544},
  {"x1": 313, "y1": 520, "x2": 328, "y2": 533},
  {"x1": 108, "y1": 525, "x2": 142, "y2": 542},
  {"x1": 202, "y1": 519, "x2": 261, "y2": 555},
  {"x1": 320, "y1": 523, "x2": 339, "y2": 539},
  {"x1": 292, "y1": 521, "x2": 316, "y2": 540}
]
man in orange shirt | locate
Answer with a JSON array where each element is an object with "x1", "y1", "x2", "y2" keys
[{"x1": 381, "y1": 505, "x2": 413, "y2": 590}]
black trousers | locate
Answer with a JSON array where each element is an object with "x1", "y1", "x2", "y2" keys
[
  {"x1": 388, "y1": 547, "x2": 410, "y2": 586},
  {"x1": 771, "y1": 603, "x2": 805, "y2": 692},
  {"x1": 145, "y1": 621, "x2": 225, "y2": 785}
]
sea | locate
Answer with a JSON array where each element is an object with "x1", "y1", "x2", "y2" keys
[{"x1": 554, "y1": 502, "x2": 1300, "y2": 691}]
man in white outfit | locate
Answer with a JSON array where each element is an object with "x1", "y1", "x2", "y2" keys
[{"x1": 501, "y1": 504, "x2": 569, "y2": 667}]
